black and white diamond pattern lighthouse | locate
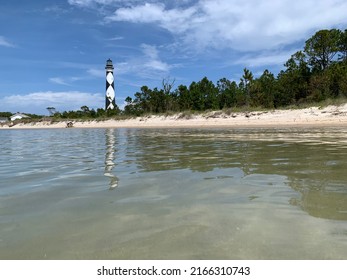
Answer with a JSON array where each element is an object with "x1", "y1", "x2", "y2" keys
[{"x1": 105, "y1": 58, "x2": 116, "y2": 110}]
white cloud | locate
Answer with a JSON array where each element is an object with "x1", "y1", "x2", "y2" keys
[
  {"x1": 140, "y1": 44, "x2": 171, "y2": 72},
  {"x1": 68, "y1": 0, "x2": 107, "y2": 7},
  {"x1": 49, "y1": 77, "x2": 71, "y2": 86},
  {"x1": 87, "y1": 68, "x2": 105, "y2": 78},
  {"x1": 140, "y1": 43, "x2": 158, "y2": 59},
  {"x1": 108, "y1": 36, "x2": 124, "y2": 41},
  {"x1": 105, "y1": 0, "x2": 347, "y2": 52},
  {"x1": 0, "y1": 91, "x2": 104, "y2": 114},
  {"x1": 90, "y1": 44, "x2": 172, "y2": 79},
  {"x1": 0, "y1": 36, "x2": 14, "y2": 47},
  {"x1": 70, "y1": 76, "x2": 85, "y2": 82},
  {"x1": 233, "y1": 49, "x2": 298, "y2": 68},
  {"x1": 106, "y1": 3, "x2": 196, "y2": 33},
  {"x1": 68, "y1": 0, "x2": 146, "y2": 8},
  {"x1": 48, "y1": 66, "x2": 104, "y2": 85}
]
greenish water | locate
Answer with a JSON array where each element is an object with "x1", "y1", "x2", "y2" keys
[{"x1": 0, "y1": 127, "x2": 347, "y2": 259}]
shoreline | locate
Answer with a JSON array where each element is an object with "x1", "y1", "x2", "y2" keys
[{"x1": 1, "y1": 104, "x2": 347, "y2": 130}]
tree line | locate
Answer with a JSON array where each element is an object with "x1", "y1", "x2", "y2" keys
[
  {"x1": 124, "y1": 28, "x2": 347, "y2": 115},
  {"x1": 51, "y1": 106, "x2": 120, "y2": 119}
]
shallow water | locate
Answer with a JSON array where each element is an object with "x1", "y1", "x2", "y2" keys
[{"x1": 0, "y1": 127, "x2": 347, "y2": 259}]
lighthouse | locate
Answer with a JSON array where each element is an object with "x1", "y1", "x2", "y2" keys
[{"x1": 105, "y1": 58, "x2": 115, "y2": 110}]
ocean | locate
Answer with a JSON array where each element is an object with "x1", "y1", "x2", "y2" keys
[{"x1": 0, "y1": 127, "x2": 347, "y2": 259}]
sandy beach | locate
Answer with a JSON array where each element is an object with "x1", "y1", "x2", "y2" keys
[{"x1": 2, "y1": 104, "x2": 347, "y2": 129}]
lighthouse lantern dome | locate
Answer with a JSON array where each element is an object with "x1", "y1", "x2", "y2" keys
[{"x1": 105, "y1": 58, "x2": 114, "y2": 70}]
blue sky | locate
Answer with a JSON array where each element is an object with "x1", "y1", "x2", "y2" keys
[{"x1": 1, "y1": 0, "x2": 347, "y2": 115}]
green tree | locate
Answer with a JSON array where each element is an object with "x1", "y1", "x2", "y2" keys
[
  {"x1": 46, "y1": 107, "x2": 57, "y2": 116},
  {"x1": 162, "y1": 77, "x2": 176, "y2": 111},
  {"x1": 149, "y1": 87, "x2": 166, "y2": 113},
  {"x1": 96, "y1": 108, "x2": 106, "y2": 117},
  {"x1": 189, "y1": 81, "x2": 203, "y2": 111},
  {"x1": 241, "y1": 68, "x2": 253, "y2": 107},
  {"x1": 338, "y1": 29, "x2": 347, "y2": 61},
  {"x1": 217, "y1": 78, "x2": 238, "y2": 109},
  {"x1": 176, "y1": 85, "x2": 191, "y2": 111},
  {"x1": 0, "y1": 112, "x2": 12, "y2": 118},
  {"x1": 90, "y1": 109, "x2": 96, "y2": 118},
  {"x1": 304, "y1": 29, "x2": 341, "y2": 71},
  {"x1": 200, "y1": 77, "x2": 218, "y2": 110},
  {"x1": 275, "y1": 51, "x2": 311, "y2": 106},
  {"x1": 307, "y1": 72, "x2": 331, "y2": 101},
  {"x1": 250, "y1": 69, "x2": 276, "y2": 108},
  {"x1": 80, "y1": 105, "x2": 90, "y2": 113},
  {"x1": 189, "y1": 77, "x2": 218, "y2": 111},
  {"x1": 133, "y1": 86, "x2": 151, "y2": 113},
  {"x1": 309, "y1": 62, "x2": 347, "y2": 100},
  {"x1": 106, "y1": 104, "x2": 120, "y2": 117}
]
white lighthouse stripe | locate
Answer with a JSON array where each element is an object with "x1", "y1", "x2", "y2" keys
[
  {"x1": 106, "y1": 72, "x2": 114, "y2": 84},
  {"x1": 106, "y1": 86, "x2": 115, "y2": 99}
]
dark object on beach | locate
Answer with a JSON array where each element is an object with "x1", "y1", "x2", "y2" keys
[{"x1": 66, "y1": 121, "x2": 74, "y2": 128}]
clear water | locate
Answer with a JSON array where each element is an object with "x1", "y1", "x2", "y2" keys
[{"x1": 0, "y1": 127, "x2": 347, "y2": 259}]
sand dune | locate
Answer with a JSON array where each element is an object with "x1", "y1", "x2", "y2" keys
[{"x1": 2, "y1": 104, "x2": 347, "y2": 129}]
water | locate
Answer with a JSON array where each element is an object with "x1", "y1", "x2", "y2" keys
[{"x1": 0, "y1": 127, "x2": 347, "y2": 259}]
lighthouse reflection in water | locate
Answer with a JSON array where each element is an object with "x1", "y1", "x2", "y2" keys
[{"x1": 104, "y1": 128, "x2": 118, "y2": 190}]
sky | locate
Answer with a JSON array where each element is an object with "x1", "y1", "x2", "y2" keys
[{"x1": 1, "y1": 0, "x2": 347, "y2": 115}]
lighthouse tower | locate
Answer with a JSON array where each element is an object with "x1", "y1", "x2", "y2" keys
[{"x1": 105, "y1": 58, "x2": 115, "y2": 110}]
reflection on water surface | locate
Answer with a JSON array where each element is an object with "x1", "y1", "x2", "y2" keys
[
  {"x1": 124, "y1": 128, "x2": 347, "y2": 221},
  {"x1": 104, "y1": 129, "x2": 118, "y2": 190},
  {"x1": 0, "y1": 127, "x2": 347, "y2": 259}
]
